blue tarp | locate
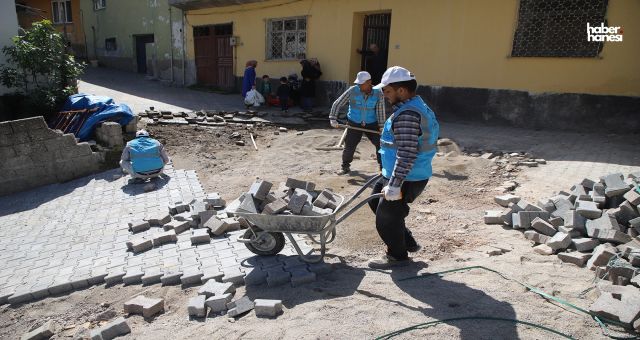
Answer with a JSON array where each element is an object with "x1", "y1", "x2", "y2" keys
[{"x1": 60, "y1": 93, "x2": 134, "y2": 141}]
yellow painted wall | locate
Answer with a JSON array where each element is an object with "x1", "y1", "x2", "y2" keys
[
  {"x1": 185, "y1": 0, "x2": 639, "y2": 96},
  {"x1": 17, "y1": 0, "x2": 85, "y2": 46}
]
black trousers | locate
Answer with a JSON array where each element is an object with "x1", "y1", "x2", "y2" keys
[
  {"x1": 341, "y1": 120, "x2": 381, "y2": 170},
  {"x1": 368, "y1": 177, "x2": 429, "y2": 260}
]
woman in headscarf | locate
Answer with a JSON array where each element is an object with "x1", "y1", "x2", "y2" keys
[{"x1": 242, "y1": 60, "x2": 258, "y2": 98}]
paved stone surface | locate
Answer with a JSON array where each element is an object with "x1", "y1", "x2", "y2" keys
[{"x1": 0, "y1": 165, "x2": 314, "y2": 304}]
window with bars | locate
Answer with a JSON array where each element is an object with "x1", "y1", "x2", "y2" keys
[
  {"x1": 52, "y1": 0, "x2": 72, "y2": 24},
  {"x1": 105, "y1": 38, "x2": 117, "y2": 51},
  {"x1": 94, "y1": 0, "x2": 106, "y2": 10},
  {"x1": 266, "y1": 17, "x2": 307, "y2": 60},
  {"x1": 511, "y1": 0, "x2": 608, "y2": 57}
]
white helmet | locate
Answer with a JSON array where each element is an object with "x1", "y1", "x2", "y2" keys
[{"x1": 136, "y1": 129, "x2": 149, "y2": 137}]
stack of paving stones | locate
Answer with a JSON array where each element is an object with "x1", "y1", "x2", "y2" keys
[
  {"x1": 226, "y1": 178, "x2": 340, "y2": 217},
  {"x1": 484, "y1": 172, "x2": 640, "y2": 331},
  {"x1": 142, "y1": 109, "x2": 270, "y2": 127}
]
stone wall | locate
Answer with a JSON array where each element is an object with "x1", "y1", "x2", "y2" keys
[{"x1": 0, "y1": 116, "x2": 105, "y2": 196}]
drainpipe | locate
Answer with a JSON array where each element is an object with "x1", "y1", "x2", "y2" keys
[
  {"x1": 81, "y1": 9, "x2": 88, "y2": 59},
  {"x1": 182, "y1": 9, "x2": 186, "y2": 87},
  {"x1": 169, "y1": 6, "x2": 174, "y2": 84}
]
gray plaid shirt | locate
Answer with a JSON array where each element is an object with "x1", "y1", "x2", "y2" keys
[
  {"x1": 388, "y1": 97, "x2": 422, "y2": 188},
  {"x1": 329, "y1": 85, "x2": 385, "y2": 130}
]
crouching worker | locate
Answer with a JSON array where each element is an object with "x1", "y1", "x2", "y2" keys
[{"x1": 120, "y1": 129, "x2": 170, "y2": 182}]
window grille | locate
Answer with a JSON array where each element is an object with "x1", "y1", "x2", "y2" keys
[{"x1": 266, "y1": 17, "x2": 307, "y2": 60}]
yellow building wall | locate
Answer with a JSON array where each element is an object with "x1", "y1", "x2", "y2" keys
[
  {"x1": 185, "y1": 0, "x2": 639, "y2": 96},
  {"x1": 18, "y1": 0, "x2": 85, "y2": 46}
]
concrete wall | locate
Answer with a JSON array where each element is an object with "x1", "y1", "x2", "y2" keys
[
  {"x1": 184, "y1": 0, "x2": 639, "y2": 97},
  {"x1": 17, "y1": 0, "x2": 87, "y2": 57},
  {"x1": 81, "y1": 0, "x2": 184, "y2": 82},
  {"x1": 0, "y1": 116, "x2": 104, "y2": 197},
  {"x1": 0, "y1": 1, "x2": 19, "y2": 95}
]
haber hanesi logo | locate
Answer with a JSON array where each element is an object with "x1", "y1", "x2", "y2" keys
[{"x1": 587, "y1": 23, "x2": 624, "y2": 42}]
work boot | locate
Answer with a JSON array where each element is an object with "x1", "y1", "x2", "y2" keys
[
  {"x1": 367, "y1": 255, "x2": 412, "y2": 269},
  {"x1": 336, "y1": 167, "x2": 350, "y2": 175},
  {"x1": 406, "y1": 244, "x2": 422, "y2": 253}
]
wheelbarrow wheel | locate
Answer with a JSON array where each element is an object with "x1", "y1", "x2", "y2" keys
[{"x1": 243, "y1": 227, "x2": 286, "y2": 256}]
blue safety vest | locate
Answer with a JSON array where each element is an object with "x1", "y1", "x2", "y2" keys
[
  {"x1": 379, "y1": 96, "x2": 439, "y2": 181},
  {"x1": 128, "y1": 137, "x2": 164, "y2": 173},
  {"x1": 347, "y1": 86, "x2": 381, "y2": 124}
]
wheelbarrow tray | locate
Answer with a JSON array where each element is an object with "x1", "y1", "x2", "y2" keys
[{"x1": 233, "y1": 193, "x2": 345, "y2": 233}]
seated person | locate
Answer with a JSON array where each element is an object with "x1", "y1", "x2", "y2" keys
[{"x1": 120, "y1": 129, "x2": 170, "y2": 182}]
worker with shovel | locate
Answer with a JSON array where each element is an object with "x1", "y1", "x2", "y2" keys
[
  {"x1": 367, "y1": 66, "x2": 439, "y2": 269},
  {"x1": 329, "y1": 71, "x2": 386, "y2": 175},
  {"x1": 120, "y1": 129, "x2": 170, "y2": 183}
]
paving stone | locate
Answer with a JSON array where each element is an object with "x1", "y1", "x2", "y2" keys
[
  {"x1": 557, "y1": 251, "x2": 591, "y2": 267},
  {"x1": 145, "y1": 213, "x2": 172, "y2": 226},
  {"x1": 524, "y1": 230, "x2": 550, "y2": 244},
  {"x1": 266, "y1": 269, "x2": 290, "y2": 287},
  {"x1": 227, "y1": 296, "x2": 255, "y2": 317},
  {"x1": 308, "y1": 262, "x2": 333, "y2": 275},
  {"x1": 188, "y1": 295, "x2": 207, "y2": 318},
  {"x1": 575, "y1": 200, "x2": 602, "y2": 219},
  {"x1": 122, "y1": 268, "x2": 144, "y2": 285},
  {"x1": 180, "y1": 268, "x2": 204, "y2": 285},
  {"x1": 285, "y1": 178, "x2": 315, "y2": 191},
  {"x1": 204, "y1": 217, "x2": 227, "y2": 235},
  {"x1": 494, "y1": 194, "x2": 521, "y2": 207},
  {"x1": 546, "y1": 232, "x2": 572, "y2": 251},
  {"x1": 588, "y1": 228, "x2": 632, "y2": 244},
  {"x1": 198, "y1": 280, "x2": 235, "y2": 298},
  {"x1": 128, "y1": 220, "x2": 151, "y2": 233},
  {"x1": 516, "y1": 211, "x2": 550, "y2": 230},
  {"x1": 222, "y1": 218, "x2": 241, "y2": 232},
  {"x1": 587, "y1": 214, "x2": 623, "y2": 232},
  {"x1": 48, "y1": 281, "x2": 73, "y2": 295},
  {"x1": 254, "y1": 299, "x2": 283, "y2": 318},
  {"x1": 572, "y1": 238, "x2": 600, "y2": 252},
  {"x1": 263, "y1": 199, "x2": 288, "y2": 215},
  {"x1": 221, "y1": 268, "x2": 245, "y2": 285},
  {"x1": 141, "y1": 270, "x2": 163, "y2": 286},
  {"x1": 516, "y1": 200, "x2": 541, "y2": 212},
  {"x1": 163, "y1": 220, "x2": 190, "y2": 235},
  {"x1": 104, "y1": 270, "x2": 126, "y2": 286},
  {"x1": 563, "y1": 210, "x2": 587, "y2": 232},
  {"x1": 205, "y1": 293, "x2": 233, "y2": 313},
  {"x1": 589, "y1": 289, "x2": 640, "y2": 328},
  {"x1": 483, "y1": 210, "x2": 503, "y2": 225},
  {"x1": 249, "y1": 179, "x2": 273, "y2": 200},
  {"x1": 160, "y1": 270, "x2": 182, "y2": 286},
  {"x1": 623, "y1": 189, "x2": 640, "y2": 206},
  {"x1": 90, "y1": 316, "x2": 131, "y2": 340},
  {"x1": 500, "y1": 203, "x2": 522, "y2": 226},
  {"x1": 201, "y1": 269, "x2": 224, "y2": 283},
  {"x1": 152, "y1": 230, "x2": 178, "y2": 246},
  {"x1": 602, "y1": 173, "x2": 631, "y2": 197},
  {"x1": 124, "y1": 295, "x2": 164, "y2": 318},
  {"x1": 244, "y1": 268, "x2": 268, "y2": 285},
  {"x1": 20, "y1": 320, "x2": 55, "y2": 340},
  {"x1": 533, "y1": 244, "x2": 553, "y2": 255},
  {"x1": 190, "y1": 228, "x2": 210, "y2": 245},
  {"x1": 586, "y1": 244, "x2": 617, "y2": 270},
  {"x1": 129, "y1": 239, "x2": 153, "y2": 254},
  {"x1": 236, "y1": 193, "x2": 258, "y2": 214},
  {"x1": 530, "y1": 217, "x2": 557, "y2": 236},
  {"x1": 204, "y1": 192, "x2": 226, "y2": 207},
  {"x1": 615, "y1": 201, "x2": 639, "y2": 225},
  {"x1": 548, "y1": 216, "x2": 564, "y2": 228},
  {"x1": 608, "y1": 260, "x2": 637, "y2": 283},
  {"x1": 591, "y1": 182, "x2": 606, "y2": 206},
  {"x1": 551, "y1": 197, "x2": 574, "y2": 218},
  {"x1": 290, "y1": 268, "x2": 316, "y2": 287}
]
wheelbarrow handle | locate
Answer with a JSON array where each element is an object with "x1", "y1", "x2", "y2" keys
[
  {"x1": 333, "y1": 173, "x2": 381, "y2": 215},
  {"x1": 335, "y1": 193, "x2": 383, "y2": 225}
]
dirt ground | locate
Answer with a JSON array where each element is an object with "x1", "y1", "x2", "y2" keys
[{"x1": 1, "y1": 122, "x2": 634, "y2": 339}]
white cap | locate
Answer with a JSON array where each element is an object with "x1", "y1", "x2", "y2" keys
[
  {"x1": 353, "y1": 71, "x2": 371, "y2": 84},
  {"x1": 373, "y1": 66, "x2": 416, "y2": 89},
  {"x1": 136, "y1": 129, "x2": 149, "y2": 137}
]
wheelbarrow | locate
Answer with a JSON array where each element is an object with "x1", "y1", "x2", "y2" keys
[{"x1": 235, "y1": 174, "x2": 383, "y2": 263}]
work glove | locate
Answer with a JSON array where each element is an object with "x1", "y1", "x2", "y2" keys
[
  {"x1": 330, "y1": 119, "x2": 339, "y2": 128},
  {"x1": 382, "y1": 185, "x2": 402, "y2": 201}
]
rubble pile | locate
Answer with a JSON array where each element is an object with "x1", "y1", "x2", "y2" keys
[
  {"x1": 226, "y1": 178, "x2": 341, "y2": 217},
  {"x1": 470, "y1": 149, "x2": 548, "y2": 179},
  {"x1": 485, "y1": 172, "x2": 640, "y2": 331},
  {"x1": 142, "y1": 109, "x2": 268, "y2": 127}
]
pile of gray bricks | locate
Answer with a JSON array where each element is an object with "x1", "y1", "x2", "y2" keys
[
  {"x1": 0, "y1": 116, "x2": 104, "y2": 196},
  {"x1": 226, "y1": 178, "x2": 340, "y2": 217},
  {"x1": 485, "y1": 172, "x2": 640, "y2": 331},
  {"x1": 142, "y1": 109, "x2": 270, "y2": 128}
]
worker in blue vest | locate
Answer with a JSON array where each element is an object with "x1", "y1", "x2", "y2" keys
[
  {"x1": 366, "y1": 66, "x2": 440, "y2": 269},
  {"x1": 329, "y1": 71, "x2": 386, "y2": 175},
  {"x1": 120, "y1": 129, "x2": 170, "y2": 183}
]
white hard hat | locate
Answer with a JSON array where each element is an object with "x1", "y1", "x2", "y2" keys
[
  {"x1": 136, "y1": 129, "x2": 149, "y2": 137},
  {"x1": 373, "y1": 66, "x2": 416, "y2": 89},
  {"x1": 353, "y1": 71, "x2": 372, "y2": 85}
]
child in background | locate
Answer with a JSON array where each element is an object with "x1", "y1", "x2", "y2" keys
[
  {"x1": 277, "y1": 77, "x2": 290, "y2": 113},
  {"x1": 260, "y1": 75, "x2": 272, "y2": 102}
]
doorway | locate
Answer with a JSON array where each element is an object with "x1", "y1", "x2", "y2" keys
[
  {"x1": 360, "y1": 13, "x2": 391, "y2": 84},
  {"x1": 194, "y1": 23, "x2": 234, "y2": 89},
  {"x1": 134, "y1": 34, "x2": 154, "y2": 74}
]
